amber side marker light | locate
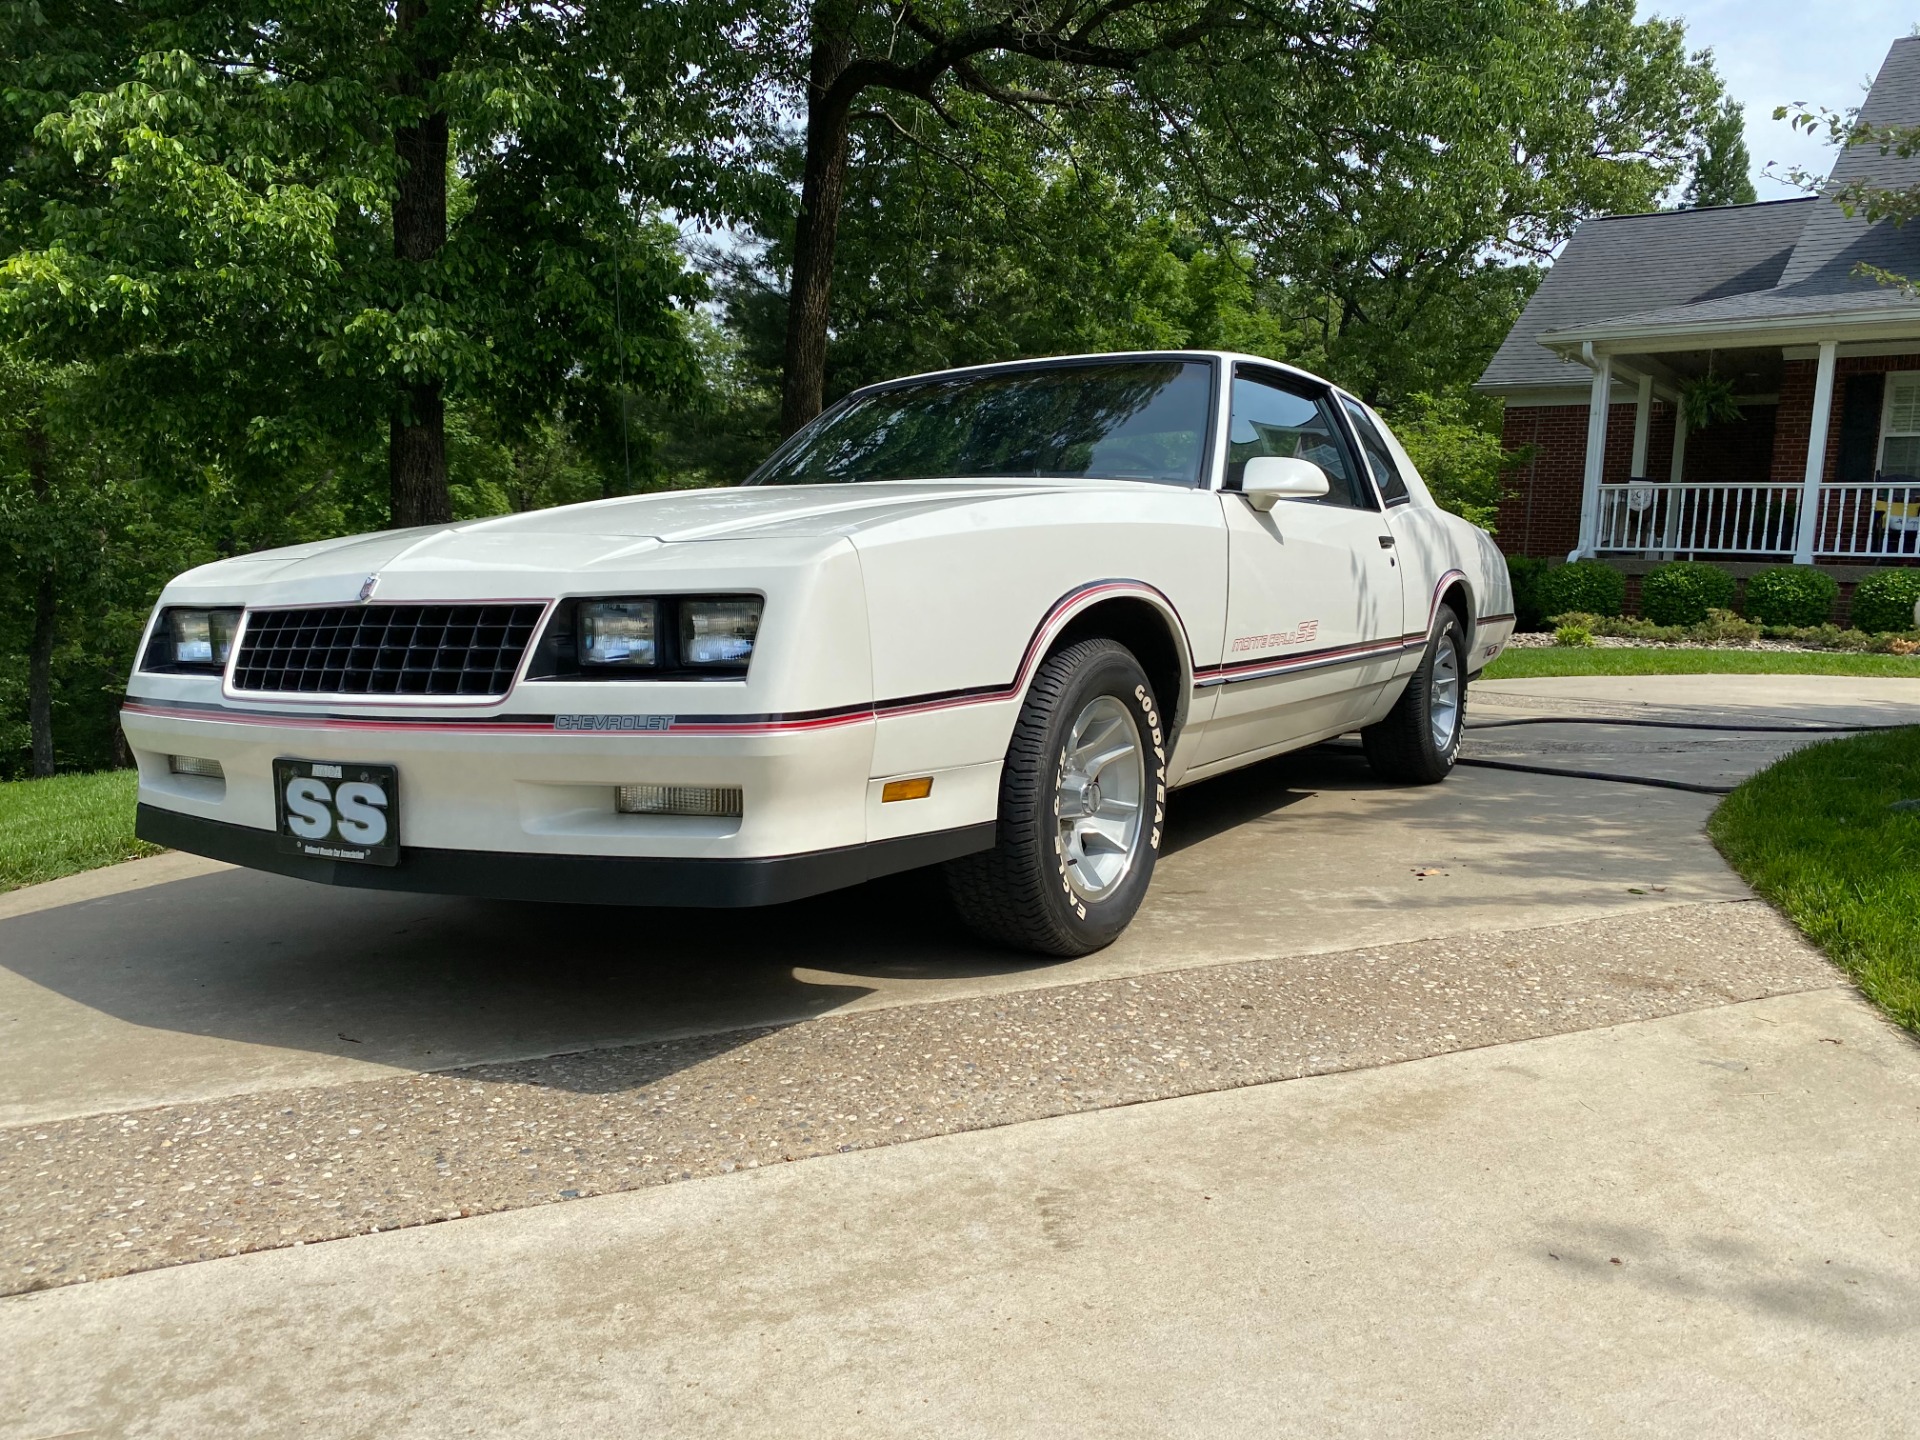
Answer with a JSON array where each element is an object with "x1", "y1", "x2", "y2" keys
[{"x1": 881, "y1": 776, "x2": 934, "y2": 803}]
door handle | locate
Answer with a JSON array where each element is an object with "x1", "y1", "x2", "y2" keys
[{"x1": 1377, "y1": 534, "x2": 1395, "y2": 549}]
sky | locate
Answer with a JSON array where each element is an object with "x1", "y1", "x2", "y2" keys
[{"x1": 1670, "y1": 1, "x2": 1914, "y2": 198}]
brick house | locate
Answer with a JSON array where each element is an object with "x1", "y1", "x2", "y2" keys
[{"x1": 1477, "y1": 36, "x2": 1920, "y2": 611}]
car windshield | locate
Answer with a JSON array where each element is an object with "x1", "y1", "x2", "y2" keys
[{"x1": 750, "y1": 360, "x2": 1213, "y2": 487}]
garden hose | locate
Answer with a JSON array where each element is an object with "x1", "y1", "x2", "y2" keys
[{"x1": 1327, "y1": 714, "x2": 1910, "y2": 796}]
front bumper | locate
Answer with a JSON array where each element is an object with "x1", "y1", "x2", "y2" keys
[
  {"x1": 120, "y1": 697, "x2": 882, "y2": 860},
  {"x1": 136, "y1": 804, "x2": 993, "y2": 907}
]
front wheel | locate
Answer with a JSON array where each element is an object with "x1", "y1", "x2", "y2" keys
[
  {"x1": 1361, "y1": 609, "x2": 1466, "y2": 784},
  {"x1": 945, "y1": 639, "x2": 1167, "y2": 956}
]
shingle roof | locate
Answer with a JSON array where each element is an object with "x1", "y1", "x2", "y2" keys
[
  {"x1": 1780, "y1": 35, "x2": 1920, "y2": 289},
  {"x1": 1476, "y1": 201, "x2": 1814, "y2": 391},
  {"x1": 1478, "y1": 36, "x2": 1920, "y2": 392}
]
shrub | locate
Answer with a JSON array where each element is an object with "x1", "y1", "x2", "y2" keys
[
  {"x1": 1554, "y1": 623, "x2": 1593, "y2": 648},
  {"x1": 1544, "y1": 613, "x2": 1683, "y2": 641},
  {"x1": 1688, "y1": 608, "x2": 1761, "y2": 644},
  {"x1": 1534, "y1": 560, "x2": 1625, "y2": 619},
  {"x1": 1762, "y1": 623, "x2": 1847, "y2": 648},
  {"x1": 1743, "y1": 566, "x2": 1839, "y2": 628},
  {"x1": 1640, "y1": 561, "x2": 1737, "y2": 626},
  {"x1": 1849, "y1": 570, "x2": 1920, "y2": 635},
  {"x1": 1507, "y1": 555, "x2": 1552, "y2": 631}
]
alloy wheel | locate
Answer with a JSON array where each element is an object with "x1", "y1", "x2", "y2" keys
[{"x1": 1054, "y1": 694, "x2": 1146, "y2": 902}]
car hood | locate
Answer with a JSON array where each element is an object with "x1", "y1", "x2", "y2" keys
[{"x1": 168, "y1": 480, "x2": 1126, "y2": 592}]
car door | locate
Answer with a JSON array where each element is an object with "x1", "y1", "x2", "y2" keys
[{"x1": 1193, "y1": 366, "x2": 1404, "y2": 768}]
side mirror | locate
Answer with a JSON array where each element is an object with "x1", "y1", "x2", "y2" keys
[{"x1": 1242, "y1": 455, "x2": 1330, "y2": 511}]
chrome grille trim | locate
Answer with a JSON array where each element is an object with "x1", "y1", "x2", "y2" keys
[{"x1": 229, "y1": 603, "x2": 546, "y2": 698}]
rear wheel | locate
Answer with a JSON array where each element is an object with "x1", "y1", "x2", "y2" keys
[
  {"x1": 1361, "y1": 608, "x2": 1465, "y2": 784},
  {"x1": 945, "y1": 639, "x2": 1166, "y2": 956}
]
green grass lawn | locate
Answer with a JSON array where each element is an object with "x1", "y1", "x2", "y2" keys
[
  {"x1": 0, "y1": 769, "x2": 159, "y2": 894},
  {"x1": 1710, "y1": 729, "x2": 1920, "y2": 1033},
  {"x1": 1483, "y1": 646, "x2": 1920, "y2": 680}
]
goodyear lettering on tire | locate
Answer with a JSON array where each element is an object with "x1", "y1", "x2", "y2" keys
[{"x1": 1136, "y1": 683, "x2": 1166, "y2": 851}]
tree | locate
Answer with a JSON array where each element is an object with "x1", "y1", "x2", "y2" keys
[
  {"x1": 1385, "y1": 391, "x2": 1520, "y2": 531},
  {"x1": 1, "y1": 1, "x2": 708, "y2": 526},
  {"x1": 750, "y1": 0, "x2": 1284, "y2": 435},
  {"x1": 0, "y1": 0, "x2": 720, "y2": 768},
  {"x1": 1685, "y1": 98, "x2": 1757, "y2": 207},
  {"x1": 0, "y1": 0, "x2": 151, "y2": 773},
  {"x1": 1152, "y1": 0, "x2": 1729, "y2": 406}
]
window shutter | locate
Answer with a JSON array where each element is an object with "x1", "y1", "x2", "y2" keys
[{"x1": 1836, "y1": 372, "x2": 1886, "y2": 485}]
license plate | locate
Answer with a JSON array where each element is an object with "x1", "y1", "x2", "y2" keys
[{"x1": 273, "y1": 758, "x2": 400, "y2": 866}]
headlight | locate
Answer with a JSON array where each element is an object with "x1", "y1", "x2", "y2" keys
[
  {"x1": 579, "y1": 600, "x2": 658, "y2": 667},
  {"x1": 681, "y1": 598, "x2": 761, "y2": 666},
  {"x1": 532, "y1": 594, "x2": 763, "y2": 678},
  {"x1": 144, "y1": 607, "x2": 243, "y2": 672}
]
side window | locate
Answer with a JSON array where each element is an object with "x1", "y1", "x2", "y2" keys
[
  {"x1": 1226, "y1": 373, "x2": 1365, "y2": 508},
  {"x1": 1341, "y1": 396, "x2": 1411, "y2": 505},
  {"x1": 1882, "y1": 373, "x2": 1920, "y2": 478}
]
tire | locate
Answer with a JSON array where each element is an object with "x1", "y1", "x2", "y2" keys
[
  {"x1": 1361, "y1": 607, "x2": 1466, "y2": 785},
  {"x1": 945, "y1": 639, "x2": 1167, "y2": 957}
]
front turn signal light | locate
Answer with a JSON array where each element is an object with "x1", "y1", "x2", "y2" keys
[{"x1": 881, "y1": 776, "x2": 933, "y2": 803}]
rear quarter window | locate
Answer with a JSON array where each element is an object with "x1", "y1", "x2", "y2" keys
[{"x1": 1340, "y1": 397, "x2": 1411, "y2": 506}]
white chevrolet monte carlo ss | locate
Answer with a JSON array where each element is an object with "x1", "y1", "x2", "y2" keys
[{"x1": 125, "y1": 351, "x2": 1514, "y2": 955}]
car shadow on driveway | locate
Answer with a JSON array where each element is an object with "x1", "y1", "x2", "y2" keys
[{"x1": 0, "y1": 749, "x2": 1340, "y2": 1107}]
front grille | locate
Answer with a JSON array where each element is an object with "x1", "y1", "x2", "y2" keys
[{"x1": 231, "y1": 604, "x2": 545, "y2": 697}]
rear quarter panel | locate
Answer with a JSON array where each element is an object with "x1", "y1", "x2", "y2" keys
[{"x1": 1368, "y1": 406, "x2": 1515, "y2": 671}]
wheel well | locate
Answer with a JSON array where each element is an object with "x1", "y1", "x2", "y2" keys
[
  {"x1": 1439, "y1": 579, "x2": 1475, "y2": 671},
  {"x1": 1049, "y1": 598, "x2": 1188, "y2": 743}
]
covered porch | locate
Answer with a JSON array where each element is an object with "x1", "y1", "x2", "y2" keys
[{"x1": 1551, "y1": 316, "x2": 1920, "y2": 568}]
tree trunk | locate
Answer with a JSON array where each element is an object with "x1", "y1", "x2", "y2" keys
[
  {"x1": 390, "y1": 379, "x2": 449, "y2": 527},
  {"x1": 24, "y1": 424, "x2": 56, "y2": 778},
  {"x1": 28, "y1": 569, "x2": 56, "y2": 778},
  {"x1": 390, "y1": 0, "x2": 453, "y2": 527},
  {"x1": 779, "y1": 10, "x2": 858, "y2": 437}
]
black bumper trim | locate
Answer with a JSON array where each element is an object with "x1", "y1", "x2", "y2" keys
[{"x1": 136, "y1": 805, "x2": 997, "y2": 908}]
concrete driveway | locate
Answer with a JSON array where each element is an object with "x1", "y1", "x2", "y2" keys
[{"x1": 2, "y1": 674, "x2": 1917, "y2": 1437}]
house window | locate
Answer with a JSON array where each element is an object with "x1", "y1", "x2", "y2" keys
[{"x1": 1881, "y1": 374, "x2": 1920, "y2": 478}]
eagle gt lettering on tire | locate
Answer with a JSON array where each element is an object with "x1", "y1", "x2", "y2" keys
[{"x1": 946, "y1": 638, "x2": 1167, "y2": 957}]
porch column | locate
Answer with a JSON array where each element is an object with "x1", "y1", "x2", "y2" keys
[
  {"x1": 1630, "y1": 372, "x2": 1653, "y2": 477},
  {"x1": 1661, "y1": 407, "x2": 1688, "y2": 555},
  {"x1": 1574, "y1": 348, "x2": 1613, "y2": 558},
  {"x1": 1792, "y1": 339, "x2": 1839, "y2": 564}
]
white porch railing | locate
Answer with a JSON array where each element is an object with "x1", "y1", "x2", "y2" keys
[
  {"x1": 1818, "y1": 484, "x2": 1920, "y2": 557},
  {"x1": 1595, "y1": 482, "x2": 1920, "y2": 559},
  {"x1": 1596, "y1": 482, "x2": 1798, "y2": 556}
]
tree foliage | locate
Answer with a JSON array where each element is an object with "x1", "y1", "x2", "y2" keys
[
  {"x1": 1154, "y1": 0, "x2": 1728, "y2": 404},
  {"x1": 1684, "y1": 97, "x2": 1757, "y2": 207},
  {"x1": 1, "y1": 0, "x2": 711, "y2": 523},
  {"x1": 1386, "y1": 393, "x2": 1521, "y2": 531}
]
